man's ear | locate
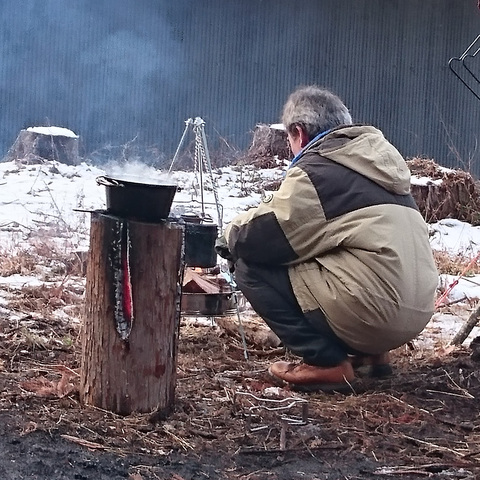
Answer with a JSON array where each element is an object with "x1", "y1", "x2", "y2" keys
[
  {"x1": 300, "y1": 129, "x2": 310, "y2": 148},
  {"x1": 295, "y1": 125, "x2": 310, "y2": 148}
]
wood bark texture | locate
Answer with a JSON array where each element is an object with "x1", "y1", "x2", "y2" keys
[
  {"x1": 4, "y1": 129, "x2": 79, "y2": 165},
  {"x1": 80, "y1": 213, "x2": 183, "y2": 415},
  {"x1": 243, "y1": 124, "x2": 292, "y2": 168},
  {"x1": 410, "y1": 179, "x2": 480, "y2": 225},
  {"x1": 407, "y1": 158, "x2": 480, "y2": 225}
]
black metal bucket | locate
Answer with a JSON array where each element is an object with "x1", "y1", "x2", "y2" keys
[
  {"x1": 96, "y1": 175, "x2": 177, "y2": 222},
  {"x1": 184, "y1": 222, "x2": 218, "y2": 267}
]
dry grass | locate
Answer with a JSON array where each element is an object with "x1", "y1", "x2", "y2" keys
[
  {"x1": 7, "y1": 283, "x2": 84, "y2": 315},
  {"x1": 433, "y1": 249, "x2": 480, "y2": 276},
  {"x1": 0, "y1": 242, "x2": 87, "y2": 279},
  {"x1": 0, "y1": 249, "x2": 38, "y2": 276}
]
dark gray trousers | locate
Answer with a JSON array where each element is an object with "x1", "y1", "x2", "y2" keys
[{"x1": 234, "y1": 259, "x2": 358, "y2": 367}]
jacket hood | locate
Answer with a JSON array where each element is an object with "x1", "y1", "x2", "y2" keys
[{"x1": 306, "y1": 125, "x2": 411, "y2": 195}]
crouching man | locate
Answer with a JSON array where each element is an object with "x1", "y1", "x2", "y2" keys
[{"x1": 217, "y1": 85, "x2": 438, "y2": 392}]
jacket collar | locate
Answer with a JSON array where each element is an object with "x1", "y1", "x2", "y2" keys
[{"x1": 288, "y1": 129, "x2": 331, "y2": 169}]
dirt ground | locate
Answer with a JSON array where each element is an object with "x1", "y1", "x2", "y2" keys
[
  {"x1": 1, "y1": 280, "x2": 480, "y2": 480},
  {"x1": 0, "y1": 178, "x2": 480, "y2": 480}
]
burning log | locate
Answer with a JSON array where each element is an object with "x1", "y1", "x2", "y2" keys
[{"x1": 80, "y1": 213, "x2": 183, "y2": 416}]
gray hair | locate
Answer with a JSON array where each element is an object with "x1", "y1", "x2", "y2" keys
[{"x1": 282, "y1": 85, "x2": 352, "y2": 140}]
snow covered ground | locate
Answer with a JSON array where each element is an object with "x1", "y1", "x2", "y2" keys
[{"x1": 0, "y1": 156, "x2": 479, "y2": 350}]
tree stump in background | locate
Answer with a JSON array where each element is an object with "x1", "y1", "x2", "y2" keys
[
  {"x1": 4, "y1": 127, "x2": 79, "y2": 165},
  {"x1": 80, "y1": 213, "x2": 183, "y2": 416},
  {"x1": 407, "y1": 158, "x2": 480, "y2": 225},
  {"x1": 243, "y1": 123, "x2": 292, "y2": 168}
]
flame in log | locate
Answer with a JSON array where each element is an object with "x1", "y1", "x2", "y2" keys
[{"x1": 110, "y1": 219, "x2": 134, "y2": 341}]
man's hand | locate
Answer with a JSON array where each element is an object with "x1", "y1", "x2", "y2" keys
[
  {"x1": 215, "y1": 235, "x2": 235, "y2": 272},
  {"x1": 215, "y1": 235, "x2": 234, "y2": 261}
]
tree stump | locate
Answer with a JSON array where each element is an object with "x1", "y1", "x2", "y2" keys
[
  {"x1": 80, "y1": 213, "x2": 183, "y2": 416},
  {"x1": 4, "y1": 127, "x2": 79, "y2": 165},
  {"x1": 407, "y1": 158, "x2": 480, "y2": 225},
  {"x1": 242, "y1": 123, "x2": 292, "y2": 168}
]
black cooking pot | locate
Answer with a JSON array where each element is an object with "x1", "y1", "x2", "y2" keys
[
  {"x1": 96, "y1": 174, "x2": 177, "y2": 222},
  {"x1": 182, "y1": 216, "x2": 218, "y2": 268}
]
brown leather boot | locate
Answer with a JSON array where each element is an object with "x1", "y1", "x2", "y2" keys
[
  {"x1": 268, "y1": 360, "x2": 355, "y2": 392},
  {"x1": 350, "y1": 352, "x2": 392, "y2": 378}
]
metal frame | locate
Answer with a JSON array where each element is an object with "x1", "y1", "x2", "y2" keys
[{"x1": 448, "y1": 34, "x2": 480, "y2": 101}]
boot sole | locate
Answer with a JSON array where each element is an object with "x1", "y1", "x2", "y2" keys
[
  {"x1": 290, "y1": 380, "x2": 358, "y2": 393},
  {"x1": 268, "y1": 370, "x2": 357, "y2": 393}
]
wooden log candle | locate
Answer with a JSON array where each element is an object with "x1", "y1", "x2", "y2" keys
[{"x1": 80, "y1": 212, "x2": 183, "y2": 416}]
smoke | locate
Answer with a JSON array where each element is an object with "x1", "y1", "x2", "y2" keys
[
  {"x1": 0, "y1": 0, "x2": 294, "y2": 166},
  {"x1": 4, "y1": 0, "x2": 474, "y2": 174},
  {"x1": 0, "y1": 0, "x2": 187, "y2": 162},
  {"x1": 103, "y1": 159, "x2": 176, "y2": 185}
]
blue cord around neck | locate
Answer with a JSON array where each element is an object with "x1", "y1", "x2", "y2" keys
[{"x1": 288, "y1": 129, "x2": 331, "y2": 169}]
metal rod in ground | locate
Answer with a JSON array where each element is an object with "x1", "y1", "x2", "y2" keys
[{"x1": 233, "y1": 292, "x2": 249, "y2": 360}]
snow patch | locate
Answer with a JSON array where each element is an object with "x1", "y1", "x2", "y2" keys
[{"x1": 27, "y1": 126, "x2": 78, "y2": 138}]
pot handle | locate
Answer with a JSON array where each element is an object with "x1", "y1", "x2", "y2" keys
[{"x1": 96, "y1": 176, "x2": 124, "y2": 187}]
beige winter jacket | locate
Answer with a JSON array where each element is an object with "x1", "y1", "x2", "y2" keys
[{"x1": 225, "y1": 125, "x2": 438, "y2": 354}]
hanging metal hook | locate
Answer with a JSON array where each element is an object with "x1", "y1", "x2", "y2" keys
[{"x1": 448, "y1": 34, "x2": 480, "y2": 102}]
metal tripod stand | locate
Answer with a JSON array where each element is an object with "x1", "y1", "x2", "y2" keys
[
  {"x1": 168, "y1": 117, "x2": 223, "y2": 231},
  {"x1": 170, "y1": 117, "x2": 249, "y2": 359}
]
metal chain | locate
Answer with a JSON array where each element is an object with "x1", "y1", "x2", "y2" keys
[
  {"x1": 170, "y1": 117, "x2": 223, "y2": 230},
  {"x1": 192, "y1": 121, "x2": 205, "y2": 215},
  {"x1": 193, "y1": 118, "x2": 223, "y2": 231},
  {"x1": 191, "y1": 127, "x2": 201, "y2": 203}
]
